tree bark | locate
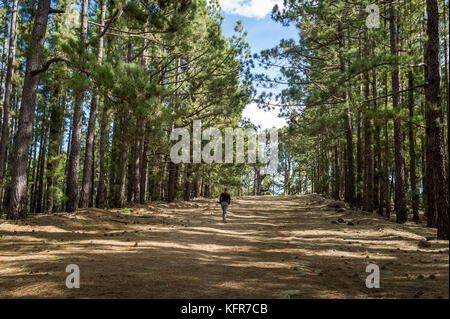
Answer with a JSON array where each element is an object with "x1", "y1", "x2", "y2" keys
[
  {"x1": 167, "y1": 159, "x2": 177, "y2": 202},
  {"x1": 46, "y1": 75, "x2": 64, "y2": 213},
  {"x1": 80, "y1": 0, "x2": 106, "y2": 208},
  {"x1": 166, "y1": 58, "x2": 181, "y2": 203},
  {"x1": 132, "y1": 118, "x2": 144, "y2": 203},
  {"x1": 389, "y1": 0, "x2": 408, "y2": 223},
  {"x1": 183, "y1": 164, "x2": 191, "y2": 201},
  {"x1": 0, "y1": 0, "x2": 19, "y2": 203},
  {"x1": 118, "y1": 114, "x2": 128, "y2": 207},
  {"x1": 7, "y1": 0, "x2": 52, "y2": 219},
  {"x1": 34, "y1": 127, "x2": 48, "y2": 214},
  {"x1": 356, "y1": 38, "x2": 363, "y2": 209},
  {"x1": 445, "y1": 0, "x2": 450, "y2": 185},
  {"x1": 338, "y1": 22, "x2": 355, "y2": 207},
  {"x1": 424, "y1": 132, "x2": 436, "y2": 227},
  {"x1": 66, "y1": 0, "x2": 89, "y2": 212},
  {"x1": 0, "y1": 10, "x2": 9, "y2": 131},
  {"x1": 193, "y1": 171, "x2": 199, "y2": 198},
  {"x1": 373, "y1": 69, "x2": 381, "y2": 213},
  {"x1": 333, "y1": 143, "x2": 340, "y2": 200},
  {"x1": 363, "y1": 34, "x2": 373, "y2": 213},
  {"x1": 425, "y1": 0, "x2": 449, "y2": 239},
  {"x1": 407, "y1": 71, "x2": 420, "y2": 221},
  {"x1": 139, "y1": 123, "x2": 150, "y2": 203},
  {"x1": 108, "y1": 114, "x2": 120, "y2": 206},
  {"x1": 127, "y1": 144, "x2": 134, "y2": 203},
  {"x1": 96, "y1": 101, "x2": 109, "y2": 208},
  {"x1": 383, "y1": 73, "x2": 391, "y2": 218}
]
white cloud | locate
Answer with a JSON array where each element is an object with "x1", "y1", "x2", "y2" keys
[
  {"x1": 219, "y1": 0, "x2": 283, "y2": 19},
  {"x1": 242, "y1": 102, "x2": 287, "y2": 130}
]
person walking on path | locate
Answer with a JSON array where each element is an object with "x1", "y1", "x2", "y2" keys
[{"x1": 219, "y1": 188, "x2": 231, "y2": 223}]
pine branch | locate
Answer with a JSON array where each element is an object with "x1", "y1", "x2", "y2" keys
[{"x1": 31, "y1": 57, "x2": 71, "y2": 76}]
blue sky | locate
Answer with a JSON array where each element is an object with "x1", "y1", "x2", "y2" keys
[{"x1": 218, "y1": 1, "x2": 298, "y2": 130}]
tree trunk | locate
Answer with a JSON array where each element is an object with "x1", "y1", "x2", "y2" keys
[
  {"x1": 407, "y1": 71, "x2": 420, "y2": 221},
  {"x1": 363, "y1": 34, "x2": 373, "y2": 213},
  {"x1": 425, "y1": 0, "x2": 449, "y2": 239},
  {"x1": 96, "y1": 101, "x2": 109, "y2": 208},
  {"x1": 80, "y1": 0, "x2": 106, "y2": 208},
  {"x1": 183, "y1": 164, "x2": 191, "y2": 201},
  {"x1": 30, "y1": 136, "x2": 39, "y2": 214},
  {"x1": 0, "y1": 0, "x2": 19, "y2": 203},
  {"x1": 132, "y1": 118, "x2": 144, "y2": 203},
  {"x1": 108, "y1": 114, "x2": 120, "y2": 206},
  {"x1": 7, "y1": 0, "x2": 52, "y2": 219},
  {"x1": 0, "y1": 10, "x2": 9, "y2": 130},
  {"x1": 167, "y1": 159, "x2": 177, "y2": 202},
  {"x1": 118, "y1": 114, "x2": 128, "y2": 207},
  {"x1": 444, "y1": 0, "x2": 450, "y2": 186},
  {"x1": 34, "y1": 128, "x2": 48, "y2": 214},
  {"x1": 383, "y1": 73, "x2": 391, "y2": 219},
  {"x1": 166, "y1": 58, "x2": 181, "y2": 203},
  {"x1": 356, "y1": 38, "x2": 363, "y2": 209},
  {"x1": 373, "y1": 69, "x2": 381, "y2": 214},
  {"x1": 338, "y1": 22, "x2": 355, "y2": 207},
  {"x1": 139, "y1": 123, "x2": 150, "y2": 204},
  {"x1": 389, "y1": 0, "x2": 408, "y2": 223},
  {"x1": 424, "y1": 132, "x2": 436, "y2": 227},
  {"x1": 127, "y1": 144, "x2": 134, "y2": 203},
  {"x1": 66, "y1": 0, "x2": 89, "y2": 212},
  {"x1": 333, "y1": 143, "x2": 340, "y2": 199},
  {"x1": 46, "y1": 75, "x2": 64, "y2": 213}
]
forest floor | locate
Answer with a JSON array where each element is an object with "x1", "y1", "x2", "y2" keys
[{"x1": 0, "y1": 194, "x2": 448, "y2": 299}]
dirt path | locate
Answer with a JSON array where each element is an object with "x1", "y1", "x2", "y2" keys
[{"x1": 0, "y1": 194, "x2": 448, "y2": 299}]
